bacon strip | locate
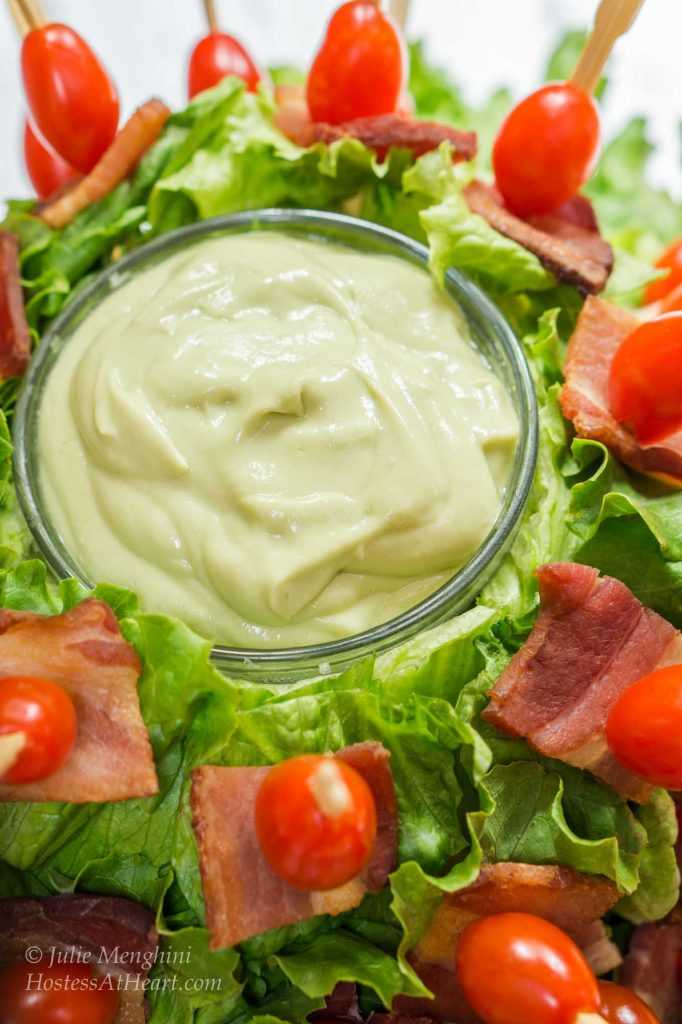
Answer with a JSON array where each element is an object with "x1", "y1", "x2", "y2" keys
[
  {"x1": 191, "y1": 741, "x2": 398, "y2": 949},
  {"x1": 464, "y1": 180, "x2": 613, "y2": 294},
  {"x1": 0, "y1": 895, "x2": 158, "y2": 1024},
  {"x1": 619, "y1": 920, "x2": 682, "y2": 1023},
  {"x1": 311, "y1": 115, "x2": 477, "y2": 163},
  {"x1": 0, "y1": 599, "x2": 158, "y2": 804},
  {"x1": 483, "y1": 562, "x2": 682, "y2": 801},
  {"x1": 40, "y1": 99, "x2": 171, "y2": 230},
  {"x1": 0, "y1": 232, "x2": 31, "y2": 380},
  {"x1": 559, "y1": 296, "x2": 682, "y2": 480},
  {"x1": 394, "y1": 862, "x2": 619, "y2": 1023},
  {"x1": 309, "y1": 982, "x2": 363, "y2": 1023},
  {"x1": 579, "y1": 919, "x2": 623, "y2": 976},
  {"x1": 273, "y1": 86, "x2": 476, "y2": 162}
]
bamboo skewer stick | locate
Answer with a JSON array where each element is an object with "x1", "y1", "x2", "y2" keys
[
  {"x1": 570, "y1": 0, "x2": 645, "y2": 94},
  {"x1": 390, "y1": 0, "x2": 410, "y2": 30},
  {"x1": 203, "y1": 0, "x2": 219, "y2": 33},
  {"x1": 7, "y1": 0, "x2": 46, "y2": 35}
]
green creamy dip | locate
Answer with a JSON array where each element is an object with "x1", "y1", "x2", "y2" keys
[{"x1": 39, "y1": 233, "x2": 519, "y2": 648}]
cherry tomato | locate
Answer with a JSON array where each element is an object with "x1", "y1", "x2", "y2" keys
[
  {"x1": 188, "y1": 32, "x2": 262, "y2": 99},
  {"x1": 598, "y1": 980, "x2": 660, "y2": 1024},
  {"x1": 492, "y1": 83, "x2": 600, "y2": 217},
  {"x1": 254, "y1": 754, "x2": 377, "y2": 891},
  {"x1": 24, "y1": 120, "x2": 79, "y2": 201},
  {"x1": 608, "y1": 313, "x2": 682, "y2": 446},
  {"x1": 0, "y1": 960, "x2": 118, "y2": 1024},
  {"x1": 606, "y1": 665, "x2": 682, "y2": 789},
  {"x1": 455, "y1": 912, "x2": 600, "y2": 1024},
  {"x1": 22, "y1": 24, "x2": 119, "y2": 173},
  {"x1": 0, "y1": 676, "x2": 77, "y2": 785},
  {"x1": 645, "y1": 239, "x2": 682, "y2": 306},
  {"x1": 306, "y1": 1, "x2": 406, "y2": 124}
]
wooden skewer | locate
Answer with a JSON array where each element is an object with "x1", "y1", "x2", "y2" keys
[
  {"x1": 7, "y1": 0, "x2": 46, "y2": 35},
  {"x1": 203, "y1": 0, "x2": 219, "y2": 33},
  {"x1": 575, "y1": 1014, "x2": 608, "y2": 1024},
  {"x1": 390, "y1": 0, "x2": 410, "y2": 30},
  {"x1": 570, "y1": 0, "x2": 645, "y2": 95},
  {"x1": 372, "y1": 0, "x2": 409, "y2": 29}
]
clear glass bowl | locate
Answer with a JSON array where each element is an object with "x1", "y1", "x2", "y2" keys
[{"x1": 13, "y1": 209, "x2": 538, "y2": 681}]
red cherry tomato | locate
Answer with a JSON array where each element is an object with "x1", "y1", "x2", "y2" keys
[
  {"x1": 598, "y1": 980, "x2": 660, "y2": 1024},
  {"x1": 22, "y1": 24, "x2": 119, "y2": 173},
  {"x1": 492, "y1": 82, "x2": 600, "y2": 217},
  {"x1": 24, "y1": 120, "x2": 79, "y2": 200},
  {"x1": 0, "y1": 676, "x2": 77, "y2": 785},
  {"x1": 455, "y1": 912, "x2": 600, "y2": 1024},
  {"x1": 608, "y1": 313, "x2": 682, "y2": 445},
  {"x1": 188, "y1": 32, "x2": 262, "y2": 99},
  {"x1": 606, "y1": 665, "x2": 682, "y2": 789},
  {"x1": 645, "y1": 238, "x2": 682, "y2": 306},
  {"x1": 0, "y1": 960, "x2": 118, "y2": 1024},
  {"x1": 306, "y1": 0, "x2": 406, "y2": 124},
  {"x1": 254, "y1": 754, "x2": 377, "y2": 891}
]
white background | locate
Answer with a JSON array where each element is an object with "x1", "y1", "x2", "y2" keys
[{"x1": 0, "y1": 0, "x2": 680, "y2": 199}]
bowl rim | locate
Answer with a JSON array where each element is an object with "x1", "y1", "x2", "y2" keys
[{"x1": 13, "y1": 207, "x2": 539, "y2": 676}]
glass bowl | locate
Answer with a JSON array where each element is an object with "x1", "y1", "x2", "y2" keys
[{"x1": 13, "y1": 209, "x2": 538, "y2": 681}]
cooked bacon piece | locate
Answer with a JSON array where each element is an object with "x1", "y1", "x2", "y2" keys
[
  {"x1": 40, "y1": 99, "x2": 170, "y2": 230},
  {"x1": 559, "y1": 296, "x2": 682, "y2": 480},
  {"x1": 371, "y1": 1016, "x2": 436, "y2": 1024},
  {"x1": 394, "y1": 862, "x2": 619, "y2": 1022},
  {"x1": 191, "y1": 740, "x2": 398, "y2": 949},
  {"x1": 309, "y1": 982, "x2": 363, "y2": 1023},
  {"x1": 0, "y1": 599, "x2": 158, "y2": 803},
  {"x1": 273, "y1": 86, "x2": 476, "y2": 162},
  {"x1": 0, "y1": 232, "x2": 31, "y2": 380},
  {"x1": 579, "y1": 919, "x2": 623, "y2": 976},
  {"x1": 337, "y1": 742, "x2": 398, "y2": 890},
  {"x1": 464, "y1": 180, "x2": 613, "y2": 294},
  {"x1": 619, "y1": 921, "x2": 682, "y2": 1023},
  {"x1": 274, "y1": 84, "x2": 317, "y2": 147},
  {"x1": 312, "y1": 115, "x2": 477, "y2": 163},
  {"x1": 483, "y1": 563, "x2": 682, "y2": 801},
  {"x1": 0, "y1": 895, "x2": 158, "y2": 1024}
]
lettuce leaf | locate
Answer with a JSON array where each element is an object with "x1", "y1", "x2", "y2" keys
[{"x1": 616, "y1": 790, "x2": 681, "y2": 923}]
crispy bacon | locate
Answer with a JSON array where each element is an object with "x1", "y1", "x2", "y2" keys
[
  {"x1": 309, "y1": 982, "x2": 363, "y2": 1023},
  {"x1": 0, "y1": 599, "x2": 158, "y2": 804},
  {"x1": 274, "y1": 84, "x2": 317, "y2": 147},
  {"x1": 579, "y1": 919, "x2": 623, "y2": 976},
  {"x1": 619, "y1": 921, "x2": 682, "y2": 1023},
  {"x1": 371, "y1": 1016, "x2": 436, "y2": 1024},
  {"x1": 311, "y1": 115, "x2": 477, "y2": 163},
  {"x1": 337, "y1": 742, "x2": 398, "y2": 890},
  {"x1": 273, "y1": 85, "x2": 476, "y2": 162},
  {"x1": 483, "y1": 562, "x2": 682, "y2": 801},
  {"x1": 0, "y1": 895, "x2": 158, "y2": 1024},
  {"x1": 0, "y1": 232, "x2": 31, "y2": 380},
  {"x1": 464, "y1": 180, "x2": 613, "y2": 294},
  {"x1": 191, "y1": 741, "x2": 398, "y2": 949},
  {"x1": 559, "y1": 296, "x2": 682, "y2": 481},
  {"x1": 394, "y1": 862, "x2": 619, "y2": 1022},
  {"x1": 40, "y1": 99, "x2": 170, "y2": 230}
]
